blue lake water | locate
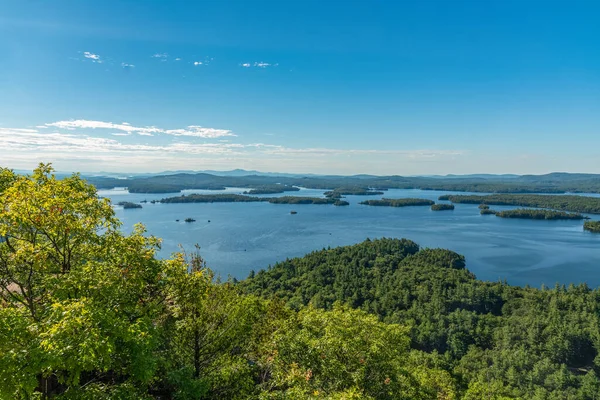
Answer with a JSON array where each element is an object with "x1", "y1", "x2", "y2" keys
[{"x1": 100, "y1": 188, "x2": 600, "y2": 288}]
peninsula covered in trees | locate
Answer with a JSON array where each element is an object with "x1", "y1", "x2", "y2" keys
[
  {"x1": 360, "y1": 198, "x2": 435, "y2": 207},
  {"x1": 2, "y1": 165, "x2": 600, "y2": 399},
  {"x1": 494, "y1": 208, "x2": 587, "y2": 220},
  {"x1": 159, "y1": 193, "x2": 345, "y2": 205},
  {"x1": 440, "y1": 194, "x2": 600, "y2": 214}
]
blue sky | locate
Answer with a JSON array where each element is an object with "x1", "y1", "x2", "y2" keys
[{"x1": 1, "y1": 0, "x2": 599, "y2": 175}]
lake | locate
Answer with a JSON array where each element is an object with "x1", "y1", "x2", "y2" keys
[{"x1": 100, "y1": 187, "x2": 600, "y2": 288}]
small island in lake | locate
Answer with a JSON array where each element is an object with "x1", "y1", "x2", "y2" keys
[
  {"x1": 584, "y1": 220, "x2": 600, "y2": 233},
  {"x1": 243, "y1": 185, "x2": 300, "y2": 195},
  {"x1": 494, "y1": 208, "x2": 587, "y2": 220},
  {"x1": 325, "y1": 187, "x2": 384, "y2": 198},
  {"x1": 290, "y1": 211, "x2": 297, "y2": 215},
  {"x1": 333, "y1": 200, "x2": 350, "y2": 206},
  {"x1": 478, "y1": 204, "x2": 490, "y2": 210},
  {"x1": 359, "y1": 198, "x2": 435, "y2": 207},
  {"x1": 480, "y1": 209, "x2": 497, "y2": 215},
  {"x1": 184, "y1": 218, "x2": 196, "y2": 223},
  {"x1": 116, "y1": 201, "x2": 142, "y2": 209},
  {"x1": 431, "y1": 203, "x2": 455, "y2": 211}
]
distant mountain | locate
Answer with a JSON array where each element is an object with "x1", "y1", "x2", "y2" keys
[{"x1": 419, "y1": 174, "x2": 521, "y2": 179}]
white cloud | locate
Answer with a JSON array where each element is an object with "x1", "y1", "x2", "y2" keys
[
  {"x1": 175, "y1": 58, "x2": 182, "y2": 61},
  {"x1": 45, "y1": 119, "x2": 235, "y2": 138},
  {"x1": 121, "y1": 63, "x2": 135, "y2": 68},
  {"x1": 241, "y1": 62, "x2": 278, "y2": 68},
  {"x1": 83, "y1": 51, "x2": 100, "y2": 60},
  {"x1": 46, "y1": 120, "x2": 161, "y2": 136},
  {"x1": 164, "y1": 126, "x2": 236, "y2": 138},
  {"x1": 83, "y1": 52, "x2": 103, "y2": 63},
  {"x1": 193, "y1": 61, "x2": 203, "y2": 66},
  {"x1": 152, "y1": 53, "x2": 168, "y2": 58}
]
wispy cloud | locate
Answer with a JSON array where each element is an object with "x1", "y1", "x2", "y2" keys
[
  {"x1": 83, "y1": 51, "x2": 102, "y2": 63},
  {"x1": 45, "y1": 119, "x2": 236, "y2": 138},
  {"x1": 121, "y1": 63, "x2": 135, "y2": 69},
  {"x1": 152, "y1": 53, "x2": 168, "y2": 58},
  {"x1": 193, "y1": 61, "x2": 203, "y2": 66},
  {"x1": 241, "y1": 62, "x2": 278, "y2": 68},
  {"x1": 164, "y1": 126, "x2": 236, "y2": 138},
  {"x1": 46, "y1": 120, "x2": 160, "y2": 136}
]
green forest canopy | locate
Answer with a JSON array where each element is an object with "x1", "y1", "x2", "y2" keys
[{"x1": 2, "y1": 165, "x2": 600, "y2": 399}]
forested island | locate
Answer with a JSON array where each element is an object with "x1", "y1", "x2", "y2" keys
[
  {"x1": 584, "y1": 220, "x2": 600, "y2": 233},
  {"x1": 116, "y1": 201, "x2": 142, "y2": 209},
  {"x1": 242, "y1": 185, "x2": 300, "y2": 194},
  {"x1": 431, "y1": 203, "x2": 455, "y2": 211},
  {"x1": 161, "y1": 193, "x2": 264, "y2": 203},
  {"x1": 440, "y1": 194, "x2": 600, "y2": 214},
  {"x1": 3, "y1": 165, "x2": 600, "y2": 399},
  {"x1": 324, "y1": 187, "x2": 385, "y2": 198},
  {"x1": 494, "y1": 208, "x2": 587, "y2": 220},
  {"x1": 360, "y1": 198, "x2": 435, "y2": 207},
  {"x1": 159, "y1": 193, "x2": 344, "y2": 205}
]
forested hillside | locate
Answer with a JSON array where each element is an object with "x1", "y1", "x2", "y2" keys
[
  {"x1": 241, "y1": 240, "x2": 600, "y2": 399},
  {"x1": 2, "y1": 165, "x2": 599, "y2": 399}
]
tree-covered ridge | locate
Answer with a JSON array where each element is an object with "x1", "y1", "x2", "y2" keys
[
  {"x1": 359, "y1": 198, "x2": 435, "y2": 207},
  {"x1": 584, "y1": 220, "x2": 600, "y2": 233},
  {"x1": 431, "y1": 204, "x2": 454, "y2": 211},
  {"x1": 440, "y1": 194, "x2": 600, "y2": 214},
  {"x1": 241, "y1": 238, "x2": 600, "y2": 399},
  {"x1": 494, "y1": 208, "x2": 587, "y2": 220},
  {"x1": 86, "y1": 171, "x2": 600, "y2": 194}
]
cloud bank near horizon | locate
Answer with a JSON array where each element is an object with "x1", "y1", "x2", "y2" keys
[{"x1": 0, "y1": 119, "x2": 474, "y2": 175}]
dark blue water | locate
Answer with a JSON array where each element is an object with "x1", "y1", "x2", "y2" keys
[{"x1": 100, "y1": 188, "x2": 600, "y2": 288}]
